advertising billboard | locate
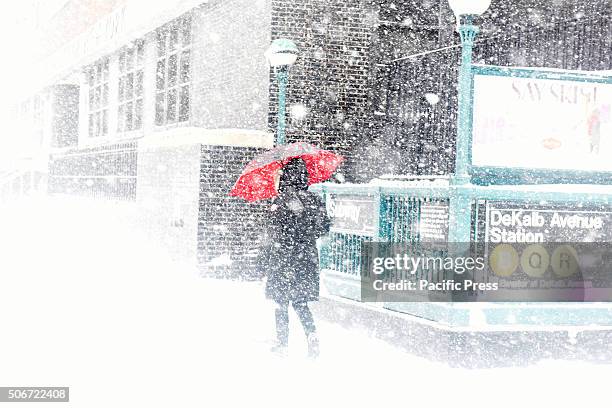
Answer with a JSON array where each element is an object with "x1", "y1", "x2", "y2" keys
[{"x1": 472, "y1": 71, "x2": 612, "y2": 171}]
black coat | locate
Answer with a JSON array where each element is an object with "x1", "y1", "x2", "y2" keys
[{"x1": 263, "y1": 160, "x2": 330, "y2": 304}]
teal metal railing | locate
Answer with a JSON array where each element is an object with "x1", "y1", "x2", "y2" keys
[
  {"x1": 312, "y1": 181, "x2": 612, "y2": 326},
  {"x1": 325, "y1": 232, "x2": 369, "y2": 277},
  {"x1": 315, "y1": 182, "x2": 455, "y2": 281},
  {"x1": 314, "y1": 181, "x2": 612, "y2": 285}
]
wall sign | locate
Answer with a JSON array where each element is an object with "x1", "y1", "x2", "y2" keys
[
  {"x1": 483, "y1": 203, "x2": 612, "y2": 295},
  {"x1": 41, "y1": 0, "x2": 206, "y2": 86},
  {"x1": 472, "y1": 72, "x2": 612, "y2": 172},
  {"x1": 485, "y1": 204, "x2": 612, "y2": 243},
  {"x1": 326, "y1": 194, "x2": 378, "y2": 237},
  {"x1": 418, "y1": 202, "x2": 449, "y2": 242}
]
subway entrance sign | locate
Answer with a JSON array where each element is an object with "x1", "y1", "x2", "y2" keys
[
  {"x1": 326, "y1": 194, "x2": 378, "y2": 237},
  {"x1": 485, "y1": 203, "x2": 612, "y2": 243}
]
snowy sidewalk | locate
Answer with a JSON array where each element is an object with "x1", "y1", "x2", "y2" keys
[{"x1": 0, "y1": 196, "x2": 611, "y2": 407}]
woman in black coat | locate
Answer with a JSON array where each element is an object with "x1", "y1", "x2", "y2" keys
[{"x1": 264, "y1": 158, "x2": 330, "y2": 358}]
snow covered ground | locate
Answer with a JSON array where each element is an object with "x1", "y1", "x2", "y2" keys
[{"x1": 1, "y1": 195, "x2": 611, "y2": 408}]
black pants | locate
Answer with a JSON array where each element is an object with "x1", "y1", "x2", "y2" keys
[{"x1": 274, "y1": 300, "x2": 316, "y2": 346}]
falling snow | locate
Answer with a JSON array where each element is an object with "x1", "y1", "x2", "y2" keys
[{"x1": 1, "y1": 1, "x2": 612, "y2": 407}]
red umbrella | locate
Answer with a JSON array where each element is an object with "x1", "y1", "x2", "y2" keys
[{"x1": 230, "y1": 142, "x2": 344, "y2": 202}]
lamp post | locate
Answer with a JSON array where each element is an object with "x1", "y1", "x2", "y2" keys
[
  {"x1": 265, "y1": 39, "x2": 299, "y2": 146},
  {"x1": 447, "y1": 0, "x2": 491, "y2": 243}
]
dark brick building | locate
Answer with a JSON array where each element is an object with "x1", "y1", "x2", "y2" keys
[{"x1": 269, "y1": 0, "x2": 611, "y2": 181}]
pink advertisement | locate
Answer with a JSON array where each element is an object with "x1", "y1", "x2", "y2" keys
[{"x1": 472, "y1": 73, "x2": 612, "y2": 171}]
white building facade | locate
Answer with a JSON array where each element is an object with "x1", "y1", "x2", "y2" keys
[{"x1": 8, "y1": 0, "x2": 276, "y2": 276}]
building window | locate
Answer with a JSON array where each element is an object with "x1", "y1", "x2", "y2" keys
[
  {"x1": 118, "y1": 40, "x2": 145, "y2": 132},
  {"x1": 155, "y1": 15, "x2": 191, "y2": 126},
  {"x1": 86, "y1": 58, "x2": 109, "y2": 137}
]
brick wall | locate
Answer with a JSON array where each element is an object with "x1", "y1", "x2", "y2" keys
[
  {"x1": 270, "y1": 0, "x2": 612, "y2": 182},
  {"x1": 134, "y1": 129, "x2": 271, "y2": 277},
  {"x1": 189, "y1": 0, "x2": 273, "y2": 278},
  {"x1": 190, "y1": 0, "x2": 271, "y2": 130},
  {"x1": 373, "y1": 0, "x2": 612, "y2": 178},
  {"x1": 269, "y1": 0, "x2": 380, "y2": 181},
  {"x1": 51, "y1": 85, "x2": 80, "y2": 148},
  {"x1": 197, "y1": 144, "x2": 268, "y2": 279}
]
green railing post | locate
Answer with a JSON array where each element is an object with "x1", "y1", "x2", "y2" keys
[
  {"x1": 276, "y1": 66, "x2": 289, "y2": 146},
  {"x1": 448, "y1": 189, "x2": 472, "y2": 242},
  {"x1": 317, "y1": 185, "x2": 330, "y2": 269},
  {"x1": 449, "y1": 15, "x2": 479, "y2": 243},
  {"x1": 453, "y1": 15, "x2": 478, "y2": 185},
  {"x1": 376, "y1": 188, "x2": 387, "y2": 242}
]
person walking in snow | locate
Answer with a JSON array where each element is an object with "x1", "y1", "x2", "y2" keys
[{"x1": 263, "y1": 157, "x2": 330, "y2": 358}]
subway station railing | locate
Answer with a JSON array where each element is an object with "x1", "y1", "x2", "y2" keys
[
  {"x1": 313, "y1": 11, "x2": 612, "y2": 327},
  {"x1": 311, "y1": 180, "x2": 612, "y2": 327}
]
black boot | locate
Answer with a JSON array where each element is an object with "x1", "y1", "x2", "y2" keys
[
  {"x1": 270, "y1": 342, "x2": 288, "y2": 356},
  {"x1": 272, "y1": 305, "x2": 289, "y2": 356},
  {"x1": 307, "y1": 332, "x2": 319, "y2": 359}
]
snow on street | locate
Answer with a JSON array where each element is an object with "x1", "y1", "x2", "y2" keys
[{"x1": 0, "y1": 196, "x2": 611, "y2": 408}]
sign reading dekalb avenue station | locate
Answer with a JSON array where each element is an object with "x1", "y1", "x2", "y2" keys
[{"x1": 486, "y1": 205, "x2": 612, "y2": 242}]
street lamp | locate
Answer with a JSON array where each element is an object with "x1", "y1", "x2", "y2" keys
[
  {"x1": 447, "y1": 0, "x2": 491, "y2": 243},
  {"x1": 448, "y1": 0, "x2": 492, "y2": 20},
  {"x1": 448, "y1": 0, "x2": 491, "y2": 184},
  {"x1": 265, "y1": 39, "x2": 299, "y2": 146}
]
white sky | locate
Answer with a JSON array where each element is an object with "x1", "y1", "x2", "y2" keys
[
  {"x1": 0, "y1": 1, "x2": 70, "y2": 163},
  {"x1": 0, "y1": 1, "x2": 68, "y2": 109}
]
